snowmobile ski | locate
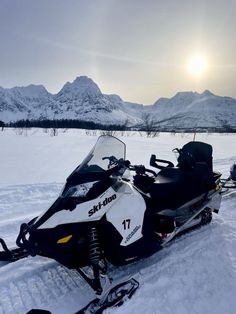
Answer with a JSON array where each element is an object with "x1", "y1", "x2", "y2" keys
[
  {"x1": 76, "y1": 278, "x2": 139, "y2": 314},
  {"x1": 26, "y1": 278, "x2": 139, "y2": 314},
  {"x1": 0, "y1": 238, "x2": 29, "y2": 262}
]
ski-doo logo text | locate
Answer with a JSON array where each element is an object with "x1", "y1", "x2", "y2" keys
[{"x1": 88, "y1": 194, "x2": 117, "y2": 217}]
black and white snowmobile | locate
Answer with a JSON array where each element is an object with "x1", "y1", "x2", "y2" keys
[
  {"x1": 222, "y1": 162, "x2": 236, "y2": 188},
  {"x1": 0, "y1": 136, "x2": 222, "y2": 312},
  {"x1": 231, "y1": 163, "x2": 236, "y2": 184}
]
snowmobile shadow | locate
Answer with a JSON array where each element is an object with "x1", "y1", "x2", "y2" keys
[
  {"x1": 110, "y1": 211, "x2": 235, "y2": 283},
  {"x1": 0, "y1": 260, "x2": 13, "y2": 268},
  {"x1": 107, "y1": 222, "x2": 217, "y2": 284}
]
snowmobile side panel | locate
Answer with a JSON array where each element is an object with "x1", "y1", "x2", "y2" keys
[
  {"x1": 97, "y1": 215, "x2": 160, "y2": 266},
  {"x1": 37, "y1": 187, "x2": 119, "y2": 229},
  {"x1": 106, "y1": 181, "x2": 146, "y2": 246}
]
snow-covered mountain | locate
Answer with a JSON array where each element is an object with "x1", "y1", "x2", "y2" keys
[
  {"x1": 0, "y1": 76, "x2": 143, "y2": 126},
  {"x1": 150, "y1": 90, "x2": 236, "y2": 130},
  {"x1": 1, "y1": 76, "x2": 236, "y2": 130},
  {"x1": 0, "y1": 84, "x2": 53, "y2": 122}
]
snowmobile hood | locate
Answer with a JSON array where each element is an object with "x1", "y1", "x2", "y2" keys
[{"x1": 30, "y1": 135, "x2": 127, "y2": 229}]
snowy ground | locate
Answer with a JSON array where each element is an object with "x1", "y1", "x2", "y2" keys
[{"x1": 0, "y1": 128, "x2": 235, "y2": 314}]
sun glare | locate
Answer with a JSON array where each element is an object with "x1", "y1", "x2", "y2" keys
[{"x1": 188, "y1": 55, "x2": 207, "y2": 76}]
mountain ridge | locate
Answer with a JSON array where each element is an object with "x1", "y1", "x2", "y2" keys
[{"x1": 1, "y1": 76, "x2": 236, "y2": 130}]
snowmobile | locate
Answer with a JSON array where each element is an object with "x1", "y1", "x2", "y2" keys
[
  {"x1": 231, "y1": 163, "x2": 236, "y2": 183},
  {"x1": 221, "y1": 162, "x2": 236, "y2": 190},
  {"x1": 0, "y1": 136, "x2": 223, "y2": 312}
]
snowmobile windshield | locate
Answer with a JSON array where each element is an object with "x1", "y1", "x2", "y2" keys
[
  {"x1": 77, "y1": 135, "x2": 126, "y2": 173},
  {"x1": 66, "y1": 136, "x2": 126, "y2": 187}
]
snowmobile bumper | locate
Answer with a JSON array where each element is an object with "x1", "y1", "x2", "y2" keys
[{"x1": 0, "y1": 238, "x2": 29, "y2": 262}]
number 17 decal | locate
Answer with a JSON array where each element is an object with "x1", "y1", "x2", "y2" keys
[{"x1": 122, "y1": 219, "x2": 131, "y2": 230}]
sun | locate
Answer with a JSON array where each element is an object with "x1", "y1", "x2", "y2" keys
[{"x1": 188, "y1": 55, "x2": 207, "y2": 76}]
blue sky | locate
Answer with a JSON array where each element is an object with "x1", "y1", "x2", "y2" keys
[{"x1": 0, "y1": 0, "x2": 236, "y2": 104}]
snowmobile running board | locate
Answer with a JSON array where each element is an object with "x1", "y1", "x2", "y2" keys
[{"x1": 161, "y1": 191, "x2": 217, "y2": 245}]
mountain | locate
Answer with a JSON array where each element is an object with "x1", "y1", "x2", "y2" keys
[
  {"x1": 0, "y1": 76, "x2": 236, "y2": 131},
  {"x1": 0, "y1": 84, "x2": 53, "y2": 122},
  {"x1": 150, "y1": 90, "x2": 236, "y2": 130},
  {"x1": 0, "y1": 76, "x2": 143, "y2": 126},
  {"x1": 53, "y1": 76, "x2": 143, "y2": 125}
]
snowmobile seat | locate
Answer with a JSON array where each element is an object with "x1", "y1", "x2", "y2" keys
[
  {"x1": 177, "y1": 141, "x2": 213, "y2": 172},
  {"x1": 150, "y1": 162, "x2": 214, "y2": 210},
  {"x1": 150, "y1": 167, "x2": 191, "y2": 210}
]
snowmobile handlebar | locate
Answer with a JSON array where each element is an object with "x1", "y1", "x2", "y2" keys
[
  {"x1": 103, "y1": 157, "x2": 157, "y2": 177},
  {"x1": 102, "y1": 156, "x2": 130, "y2": 169},
  {"x1": 128, "y1": 164, "x2": 157, "y2": 177}
]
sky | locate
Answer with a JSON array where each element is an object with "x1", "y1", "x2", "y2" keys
[{"x1": 0, "y1": 0, "x2": 236, "y2": 104}]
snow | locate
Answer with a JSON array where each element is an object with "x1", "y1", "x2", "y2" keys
[{"x1": 0, "y1": 128, "x2": 236, "y2": 314}]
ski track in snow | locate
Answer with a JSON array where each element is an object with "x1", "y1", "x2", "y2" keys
[
  {"x1": 0, "y1": 131, "x2": 236, "y2": 314},
  {"x1": 0, "y1": 256, "x2": 93, "y2": 314}
]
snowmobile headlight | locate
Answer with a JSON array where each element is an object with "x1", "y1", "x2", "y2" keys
[
  {"x1": 67, "y1": 184, "x2": 89, "y2": 197},
  {"x1": 66, "y1": 181, "x2": 98, "y2": 198}
]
